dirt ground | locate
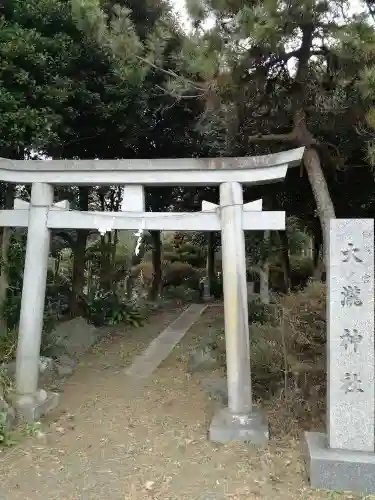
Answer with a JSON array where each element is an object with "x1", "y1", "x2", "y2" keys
[{"x1": 0, "y1": 305, "x2": 372, "y2": 500}]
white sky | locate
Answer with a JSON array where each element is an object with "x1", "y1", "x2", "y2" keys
[
  {"x1": 171, "y1": 0, "x2": 190, "y2": 30},
  {"x1": 170, "y1": 0, "x2": 369, "y2": 76},
  {"x1": 171, "y1": 0, "x2": 368, "y2": 32}
]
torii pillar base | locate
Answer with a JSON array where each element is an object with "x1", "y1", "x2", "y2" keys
[
  {"x1": 9, "y1": 390, "x2": 59, "y2": 423},
  {"x1": 209, "y1": 406, "x2": 269, "y2": 444}
]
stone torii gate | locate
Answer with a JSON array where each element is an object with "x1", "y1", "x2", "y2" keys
[{"x1": 0, "y1": 147, "x2": 304, "y2": 443}]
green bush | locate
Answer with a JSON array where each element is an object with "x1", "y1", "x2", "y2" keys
[
  {"x1": 1, "y1": 232, "x2": 26, "y2": 330},
  {"x1": 1, "y1": 232, "x2": 69, "y2": 335},
  {"x1": 269, "y1": 256, "x2": 314, "y2": 291},
  {"x1": 2, "y1": 281, "x2": 69, "y2": 336},
  {"x1": 162, "y1": 242, "x2": 175, "y2": 253},
  {"x1": 179, "y1": 252, "x2": 203, "y2": 267},
  {"x1": 132, "y1": 261, "x2": 154, "y2": 284},
  {"x1": 84, "y1": 288, "x2": 145, "y2": 327},
  {"x1": 132, "y1": 260, "x2": 200, "y2": 291},
  {"x1": 268, "y1": 264, "x2": 284, "y2": 292},
  {"x1": 289, "y1": 255, "x2": 314, "y2": 288},
  {"x1": 0, "y1": 329, "x2": 17, "y2": 363},
  {"x1": 160, "y1": 243, "x2": 205, "y2": 268},
  {"x1": 2, "y1": 292, "x2": 21, "y2": 332},
  {"x1": 162, "y1": 285, "x2": 198, "y2": 301},
  {"x1": 248, "y1": 300, "x2": 273, "y2": 324},
  {"x1": 175, "y1": 242, "x2": 205, "y2": 267},
  {"x1": 162, "y1": 251, "x2": 180, "y2": 263},
  {"x1": 0, "y1": 409, "x2": 16, "y2": 447},
  {"x1": 210, "y1": 276, "x2": 223, "y2": 298},
  {"x1": 163, "y1": 261, "x2": 198, "y2": 288}
]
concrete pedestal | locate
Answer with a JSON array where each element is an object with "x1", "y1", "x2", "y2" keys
[
  {"x1": 11, "y1": 391, "x2": 59, "y2": 423},
  {"x1": 209, "y1": 407, "x2": 269, "y2": 444},
  {"x1": 303, "y1": 432, "x2": 375, "y2": 495}
]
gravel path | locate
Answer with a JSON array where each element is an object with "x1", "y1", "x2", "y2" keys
[{"x1": 0, "y1": 306, "x2": 368, "y2": 500}]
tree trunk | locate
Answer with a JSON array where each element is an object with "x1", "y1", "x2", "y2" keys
[
  {"x1": 307, "y1": 235, "x2": 313, "y2": 259},
  {"x1": 312, "y1": 221, "x2": 323, "y2": 279},
  {"x1": 125, "y1": 273, "x2": 133, "y2": 299},
  {"x1": 277, "y1": 230, "x2": 291, "y2": 294},
  {"x1": 0, "y1": 228, "x2": 10, "y2": 334},
  {"x1": 126, "y1": 245, "x2": 147, "y2": 299},
  {"x1": 259, "y1": 230, "x2": 270, "y2": 304},
  {"x1": 0, "y1": 184, "x2": 14, "y2": 333},
  {"x1": 111, "y1": 230, "x2": 118, "y2": 265},
  {"x1": 108, "y1": 229, "x2": 119, "y2": 292},
  {"x1": 303, "y1": 148, "x2": 335, "y2": 270},
  {"x1": 259, "y1": 266, "x2": 270, "y2": 304},
  {"x1": 206, "y1": 232, "x2": 216, "y2": 297},
  {"x1": 70, "y1": 230, "x2": 89, "y2": 316},
  {"x1": 149, "y1": 230, "x2": 162, "y2": 300},
  {"x1": 87, "y1": 261, "x2": 93, "y2": 296},
  {"x1": 99, "y1": 234, "x2": 114, "y2": 291},
  {"x1": 69, "y1": 187, "x2": 89, "y2": 316},
  {"x1": 53, "y1": 253, "x2": 61, "y2": 283}
]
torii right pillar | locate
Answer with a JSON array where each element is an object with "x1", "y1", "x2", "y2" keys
[{"x1": 209, "y1": 182, "x2": 284, "y2": 444}]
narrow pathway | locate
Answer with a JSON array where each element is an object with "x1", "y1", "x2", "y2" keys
[{"x1": 125, "y1": 303, "x2": 206, "y2": 380}]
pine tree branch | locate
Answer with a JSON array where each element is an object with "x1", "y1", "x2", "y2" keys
[
  {"x1": 134, "y1": 54, "x2": 206, "y2": 92},
  {"x1": 364, "y1": 0, "x2": 375, "y2": 20},
  {"x1": 310, "y1": 48, "x2": 330, "y2": 57},
  {"x1": 153, "y1": 84, "x2": 204, "y2": 99},
  {"x1": 247, "y1": 132, "x2": 295, "y2": 144}
]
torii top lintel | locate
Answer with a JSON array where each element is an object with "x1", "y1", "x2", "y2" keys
[{"x1": 0, "y1": 147, "x2": 304, "y2": 186}]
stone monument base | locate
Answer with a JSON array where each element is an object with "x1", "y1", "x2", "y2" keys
[
  {"x1": 10, "y1": 390, "x2": 59, "y2": 423},
  {"x1": 208, "y1": 406, "x2": 269, "y2": 444},
  {"x1": 303, "y1": 432, "x2": 375, "y2": 495}
]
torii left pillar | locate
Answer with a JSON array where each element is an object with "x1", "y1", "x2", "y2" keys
[{"x1": 11, "y1": 183, "x2": 60, "y2": 421}]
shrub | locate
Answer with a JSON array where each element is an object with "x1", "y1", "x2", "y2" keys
[
  {"x1": 253, "y1": 281, "x2": 326, "y2": 399},
  {"x1": 163, "y1": 261, "x2": 198, "y2": 288},
  {"x1": 132, "y1": 262, "x2": 154, "y2": 284},
  {"x1": 162, "y1": 285, "x2": 198, "y2": 301},
  {"x1": 162, "y1": 251, "x2": 180, "y2": 263},
  {"x1": 268, "y1": 264, "x2": 284, "y2": 292},
  {"x1": 269, "y1": 256, "x2": 314, "y2": 291},
  {"x1": 0, "y1": 329, "x2": 17, "y2": 363},
  {"x1": 158, "y1": 244, "x2": 205, "y2": 268},
  {"x1": 248, "y1": 300, "x2": 273, "y2": 324},
  {"x1": 179, "y1": 252, "x2": 203, "y2": 267},
  {"x1": 281, "y1": 280, "x2": 326, "y2": 363},
  {"x1": 175, "y1": 243, "x2": 205, "y2": 267},
  {"x1": 84, "y1": 288, "x2": 145, "y2": 327},
  {"x1": 0, "y1": 409, "x2": 16, "y2": 447},
  {"x1": 207, "y1": 281, "x2": 326, "y2": 404},
  {"x1": 289, "y1": 255, "x2": 314, "y2": 288},
  {"x1": 2, "y1": 280, "x2": 69, "y2": 337},
  {"x1": 210, "y1": 277, "x2": 223, "y2": 298},
  {"x1": 132, "y1": 260, "x2": 200, "y2": 292},
  {"x1": 1, "y1": 231, "x2": 69, "y2": 335}
]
